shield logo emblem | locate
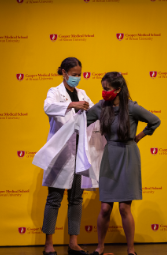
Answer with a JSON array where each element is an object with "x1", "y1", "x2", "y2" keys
[
  {"x1": 50, "y1": 34, "x2": 57, "y2": 41},
  {"x1": 17, "y1": 0, "x2": 24, "y2": 3},
  {"x1": 116, "y1": 33, "x2": 124, "y2": 41},
  {"x1": 85, "y1": 225, "x2": 93, "y2": 232},
  {"x1": 16, "y1": 73, "x2": 24, "y2": 81},
  {"x1": 17, "y1": 151, "x2": 25, "y2": 158},
  {"x1": 18, "y1": 227, "x2": 26, "y2": 234},
  {"x1": 150, "y1": 148, "x2": 158, "y2": 155},
  {"x1": 151, "y1": 224, "x2": 159, "y2": 231},
  {"x1": 149, "y1": 71, "x2": 157, "y2": 78},
  {"x1": 83, "y1": 72, "x2": 91, "y2": 79}
]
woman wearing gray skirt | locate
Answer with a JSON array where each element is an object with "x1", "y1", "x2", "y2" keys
[{"x1": 86, "y1": 72, "x2": 161, "y2": 255}]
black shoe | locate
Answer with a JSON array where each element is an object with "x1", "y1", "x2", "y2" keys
[
  {"x1": 128, "y1": 253, "x2": 137, "y2": 255},
  {"x1": 90, "y1": 251, "x2": 103, "y2": 255},
  {"x1": 43, "y1": 251, "x2": 57, "y2": 255},
  {"x1": 68, "y1": 247, "x2": 89, "y2": 255}
]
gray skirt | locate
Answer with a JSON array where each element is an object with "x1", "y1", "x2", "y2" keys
[{"x1": 99, "y1": 140, "x2": 142, "y2": 202}]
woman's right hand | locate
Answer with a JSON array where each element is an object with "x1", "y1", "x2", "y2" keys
[{"x1": 68, "y1": 101, "x2": 89, "y2": 111}]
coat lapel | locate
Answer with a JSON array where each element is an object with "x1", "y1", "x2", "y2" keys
[
  {"x1": 58, "y1": 82, "x2": 71, "y2": 102},
  {"x1": 58, "y1": 82, "x2": 79, "y2": 114},
  {"x1": 76, "y1": 88, "x2": 85, "y2": 101}
]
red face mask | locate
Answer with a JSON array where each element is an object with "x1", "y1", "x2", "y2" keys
[{"x1": 102, "y1": 89, "x2": 117, "y2": 101}]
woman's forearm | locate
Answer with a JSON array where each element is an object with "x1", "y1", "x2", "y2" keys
[{"x1": 134, "y1": 131, "x2": 146, "y2": 143}]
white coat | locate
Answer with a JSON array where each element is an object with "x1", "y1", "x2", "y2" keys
[
  {"x1": 33, "y1": 110, "x2": 106, "y2": 189},
  {"x1": 35, "y1": 82, "x2": 105, "y2": 189}
]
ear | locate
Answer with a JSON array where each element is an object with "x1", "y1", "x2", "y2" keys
[
  {"x1": 62, "y1": 69, "x2": 68, "y2": 80},
  {"x1": 116, "y1": 87, "x2": 121, "y2": 94},
  {"x1": 62, "y1": 69, "x2": 66, "y2": 76}
]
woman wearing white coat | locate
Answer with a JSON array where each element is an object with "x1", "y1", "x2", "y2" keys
[{"x1": 42, "y1": 57, "x2": 93, "y2": 255}]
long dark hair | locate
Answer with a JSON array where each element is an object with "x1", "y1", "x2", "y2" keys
[
  {"x1": 100, "y1": 72, "x2": 131, "y2": 141},
  {"x1": 57, "y1": 57, "x2": 82, "y2": 75}
]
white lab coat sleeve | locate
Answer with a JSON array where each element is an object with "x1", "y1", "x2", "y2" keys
[
  {"x1": 44, "y1": 87, "x2": 70, "y2": 117},
  {"x1": 75, "y1": 111, "x2": 91, "y2": 175},
  {"x1": 75, "y1": 111, "x2": 100, "y2": 189},
  {"x1": 32, "y1": 115, "x2": 76, "y2": 170}
]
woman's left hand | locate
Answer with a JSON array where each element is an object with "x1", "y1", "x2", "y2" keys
[{"x1": 134, "y1": 131, "x2": 146, "y2": 143}]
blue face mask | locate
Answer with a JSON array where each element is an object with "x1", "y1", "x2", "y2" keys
[{"x1": 66, "y1": 73, "x2": 81, "y2": 87}]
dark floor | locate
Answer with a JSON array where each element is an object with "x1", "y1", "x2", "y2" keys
[{"x1": 0, "y1": 244, "x2": 167, "y2": 255}]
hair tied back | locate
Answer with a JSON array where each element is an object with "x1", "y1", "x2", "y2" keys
[{"x1": 58, "y1": 67, "x2": 62, "y2": 75}]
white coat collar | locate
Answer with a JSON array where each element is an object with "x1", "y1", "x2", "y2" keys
[
  {"x1": 58, "y1": 82, "x2": 84, "y2": 101},
  {"x1": 58, "y1": 82, "x2": 69, "y2": 98}
]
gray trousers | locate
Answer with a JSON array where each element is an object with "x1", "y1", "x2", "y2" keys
[{"x1": 42, "y1": 174, "x2": 83, "y2": 235}]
